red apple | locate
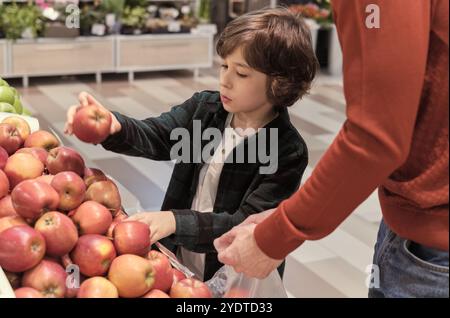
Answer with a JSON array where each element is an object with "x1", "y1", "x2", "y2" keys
[
  {"x1": 170, "y1": 278, "x2": 212, "y2": 298},
  {"x1": 14, "y1": 287, "x2": 44, "y2": 298},
  {"x1": 46, "y1": 146, "x2": 85, "y2": 176},
  {"x1": 85, "y1": 180, "x2": 121, "y2": 214},
  {"x1": 24, "y1": 130, "x2": 60, "y2": 151},
  {"x1": 0, "y1": 195, "x2": 18, "y2": 218},
  {"x1": 16, "y1": 147, "x2": 48, "y2": 165},
  {"x1": 142, "y1": 289, "x2": 170, "y2": 298},
  {"x1": 5, "y1": 271, "x2": 21, "y2": 289},
  {"x1": 0, "y1": 225, "x2": 46, "y2": 272},
  {"x1": 0, "y1": 170, "x2": 9, "y2": 199},
  {"x1": 2, "y1": 116, "x2": 31, "y2": 140},
  {"x1": 34, "y1": 211, "x2": 79, "y2": 257},
  {"x1": 11, "y1": 180, "x2": 60, "y2": 220},
  {"x1": 22, "y1": 259, "x2": 67, "y2": 298},
  {"x1": 146, "y1": 250, "x2": 173, "y2": 293},
  {"x1": 0, "y1": 146, "x2": 8, "y2": 169},
  {"x1": 71, "y1": 234, "x2": 116, "y2": 277},
  {"x1": 171, "y1": 268, "x2": 187, "y2": 287},
  {"x1": 77, "y1": 277, "x2": 119, "y2": 298},
  {"x1": 51, "y1": 171, "x2": 86, "y2": 211},
  {"x1": 113, "y1": 221, "x2": 151, "y2": 256},
  {"x1": 4, "y1": 153, "x2": 45, "y2": 189},
  {"x1": 71, "y1": 201, "x2": 112, "y2": 235},
  {"x1": 0, "y1": 215, "x2": 27, "y2": 233},
  {"x1": 83, "y1": 167, "x2": 108, "y2": 188},
  {"x1": 0, "y1": 123, "x2": 23, "y2": 155},
  {"x1": 108, "y1": 254, "x2": 155, "y2": 298},
  {"x1": 73, "y1": 105, "x2": 112, "y2": 144}
]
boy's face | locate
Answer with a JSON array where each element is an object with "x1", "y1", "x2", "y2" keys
[{"x1": 219, "y1": 48, "x2": 272, "y2": 114}]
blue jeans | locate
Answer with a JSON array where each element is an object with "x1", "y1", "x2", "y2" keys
[{"x1": 368, "y1": 220, "x2": 449, "y2": 298}]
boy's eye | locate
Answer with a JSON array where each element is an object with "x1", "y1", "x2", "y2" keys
[
  {"x1": 237, "y1": 72, "x2": 248, "y2": 78},
  {"x1": 221, "y1": 64, "x2": 228, "y2": 69}
]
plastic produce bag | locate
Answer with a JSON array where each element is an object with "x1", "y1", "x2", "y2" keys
[
  {"x1": 155, "y1": 243, "x2": 287, "y2": 298},
  {"x1": 206, "y1": 265, "x2": 288, "y2": 298}
]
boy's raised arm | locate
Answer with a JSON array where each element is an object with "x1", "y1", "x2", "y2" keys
[{"x1": 101, "y1": 93, "x2": 201, "y2": 161}]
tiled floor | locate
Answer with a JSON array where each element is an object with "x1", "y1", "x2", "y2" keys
[{"x1": 14, "y1": 65, "x2": 382, "y2": 298}]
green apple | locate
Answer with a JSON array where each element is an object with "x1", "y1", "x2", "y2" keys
[
  {"x1": 0, "y1": 86, "x2": 16, "y2": 105},
  {"x1": 13, "y1": 96, "x2": 23, "y2": 114},
  {"x1": 22, "y1": 107, "x2": 32, "y2": 116},
  {"x1": 0, "y1": 78, "x2": 10, "y2": 87},
  {"x1": 0, "y1": 102, "x2": 17, "y2": 113}
]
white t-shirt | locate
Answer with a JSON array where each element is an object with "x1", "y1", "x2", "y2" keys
[{"x1": 179, "y1": 114, "x2": 256, "y2": 280}]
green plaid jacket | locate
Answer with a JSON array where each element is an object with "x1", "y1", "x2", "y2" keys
[{"x1": 102, "y1": 91, "x2": 308, "y2": 280}]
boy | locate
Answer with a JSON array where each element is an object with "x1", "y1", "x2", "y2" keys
[{"x1": 65, "y1": 7, "x2": 318, "y2": 281}]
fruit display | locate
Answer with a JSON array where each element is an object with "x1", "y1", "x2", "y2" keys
[
  {"x1": 0, "y1": 79, "x2": 214, "y2": 299},
  {"x1": 0, "y1": 117, "x2": 213, "y2": 298}
]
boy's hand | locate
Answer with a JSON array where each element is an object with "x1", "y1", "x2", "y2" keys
[
  {"x1": 64, "y1": 91, "x2": 122, "y2": 136},
  {"x1": 127, "y1": 211, "x2": 176, "y2": 245},
  {"x1": 240, "y1": 209, "x2": 276, "y2": 227}
]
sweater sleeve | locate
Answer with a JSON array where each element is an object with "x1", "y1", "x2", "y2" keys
[{"x1": 255, "y1": 0, "x2": 431, "y2": 259}]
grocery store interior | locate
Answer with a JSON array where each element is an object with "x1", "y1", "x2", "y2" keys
[{"x1": 0, "y1": 0, "x2": 383, "y2": 298}]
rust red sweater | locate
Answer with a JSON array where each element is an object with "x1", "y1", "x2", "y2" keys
[{"x1": 255, "y1": 0, "x2": 449, "y2": 259}]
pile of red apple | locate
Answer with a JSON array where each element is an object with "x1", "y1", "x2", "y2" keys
[{"x1": 0, "y1": 116, "x2": 212, "y2": 298}]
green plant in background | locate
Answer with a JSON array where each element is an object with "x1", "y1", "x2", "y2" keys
[
  {"x1": 125, "y1": 0, "x2": 148, "y2": 8},
  {"x1": 80, "y1": 3, "x2": 106, "y2": 35},
  {"x1": 101, "y1": 0, "x2": 125, "y2": 18},
  {"x1": 0, "y1": 5, "x2": 5, "y2": 37},
  {"x1": 0, "y1": 3, "x2": 45, "y2": 40},
  {"x1": 198, "y1": 0, "x2": 211, "y2": 24},
  {"x1": 121, "y1": 6, "x2": 149, "y2": 30}
]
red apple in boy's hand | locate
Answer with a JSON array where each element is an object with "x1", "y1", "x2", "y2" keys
[{"x1": 72, "y1": 105, "x2": 112, "y2": 144}]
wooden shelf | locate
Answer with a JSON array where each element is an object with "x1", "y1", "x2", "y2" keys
[{"x1": 0, "y1": 30, "x2": 216, "y2": 86}]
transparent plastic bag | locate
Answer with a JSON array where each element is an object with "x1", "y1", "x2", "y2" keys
[
  {"x1": 155, "y1": 243, "x2": 287, "y2": 298},
  {"x1": 206, "y1": 265, "x2": 288, "y2": 298}
]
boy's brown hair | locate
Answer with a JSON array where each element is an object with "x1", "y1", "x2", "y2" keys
[{"x1": 217, "y1": 7, "x2": 319, "y2": 108}]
